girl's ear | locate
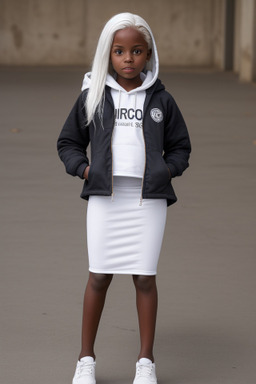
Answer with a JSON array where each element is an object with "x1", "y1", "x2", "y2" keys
[{"x1": 147, "y1": 49, "x2": 152, "y2": 61}]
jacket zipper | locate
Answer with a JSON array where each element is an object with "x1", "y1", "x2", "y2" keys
[
  {"x1": 140, "y1": 120, "x2": 146, "y2": 206},
  {"x1": 111, "y1": 112, "x2": 116, "y2": 201}
]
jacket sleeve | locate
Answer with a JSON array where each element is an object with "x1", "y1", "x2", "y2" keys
[
  {"x1": 163, "y1": 95, "x2": 191, "y2": 178},
  {"x1": 57, "y1": 92, "x2": 90, "y2": 179}
]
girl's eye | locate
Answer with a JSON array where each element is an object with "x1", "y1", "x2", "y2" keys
[
  {"x1": 134, "y1": 49, "x2": 142, "y2": 55},
  {"x1": 114, "y1": 49, "x2": 123, "y2": 55}
]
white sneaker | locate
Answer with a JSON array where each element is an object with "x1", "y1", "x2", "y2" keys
[
  {"x1": 72, "y1": 356, "x2": 96, "y2": 384},
  {"x1": 133, "y1": 358, "x2": 157, "y2": 384}
]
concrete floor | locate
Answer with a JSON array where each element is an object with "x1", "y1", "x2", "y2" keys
[{"x1": 0, "y1": 66, "x2": 256, "y2": 384}]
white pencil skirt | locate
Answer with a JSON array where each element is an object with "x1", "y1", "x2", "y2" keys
[{"x1": 86, "y1": 177, "x2": 167, "y2": 275}]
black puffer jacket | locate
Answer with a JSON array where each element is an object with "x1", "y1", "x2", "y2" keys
[{"x1": 57, "y1": 79, "x2": 191, "y2": 206}]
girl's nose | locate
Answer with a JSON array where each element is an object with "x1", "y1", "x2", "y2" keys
[{"x1": 124, "y1": 53, "x2": 133, "y2": 62}]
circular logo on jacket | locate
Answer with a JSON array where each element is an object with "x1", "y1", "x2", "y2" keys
[{"x1": 150, "y1": 108, "x2": 163, "y2": 123}]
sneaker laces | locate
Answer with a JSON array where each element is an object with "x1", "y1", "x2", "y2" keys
[
  {"x1": 76, "y1": 361, "x2": 95, "y2": 377},
  {"x1": 137, "y1": 362, "x2": 153, "y2": 377}
]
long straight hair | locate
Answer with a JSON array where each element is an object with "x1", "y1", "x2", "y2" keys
[{"x1": 86, "y1": 13, "x2": 155, "y2": 125}]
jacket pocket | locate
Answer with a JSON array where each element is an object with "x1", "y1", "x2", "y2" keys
[
  {"x1": 146, "y1": 152, "x2": 171, "y2": 193},
  {"x1": 157, "y1": 155, "x2": 171, "y2": 184}
]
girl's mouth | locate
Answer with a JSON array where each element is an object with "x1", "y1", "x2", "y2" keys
[{"x1": 122, "y1": 67, "x2": 135, "y2": 72}]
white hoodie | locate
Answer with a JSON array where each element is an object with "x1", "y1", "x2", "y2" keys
[
  {"x1": 106, "y1": 71, "x2": 154, "y2": 178},
  {"x1": 81, "y1": 29, "x2": 159, "y2": 178}
]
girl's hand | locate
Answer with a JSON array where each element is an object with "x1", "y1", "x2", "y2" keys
[{"x1": 83, "y1": 166, "x2": 90, "y2": 180}]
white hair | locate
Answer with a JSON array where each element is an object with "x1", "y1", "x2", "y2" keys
[{"x1": 86, "y1": 12, "x2": 155, "y2": 125}]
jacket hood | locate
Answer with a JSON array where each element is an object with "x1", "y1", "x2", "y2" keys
[{"x1": 81, "y1": 25, "x2": 159, "y2": 93}]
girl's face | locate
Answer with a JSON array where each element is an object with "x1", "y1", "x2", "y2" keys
[{"x1": 110, "y1": 27, "x2": 152, "y2": 91}]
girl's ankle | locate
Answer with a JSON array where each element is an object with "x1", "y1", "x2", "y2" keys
[{"x1": 78, "y1": 352, "x2": 96, "y2": 361}]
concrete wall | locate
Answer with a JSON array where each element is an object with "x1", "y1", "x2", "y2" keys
[
  {"x1": 239, "y1": 0, "x2": 256, "y2": 81},
  {"x1": 212, "y1": 0, "x2": 226, "y2": 69},
  {"x1": 0, "y1": 0, "x2": 88, "y2": 65},
  {"x1": 0, "y1": 0, "x2": 255, "y2": 81},
  {"x1": 0, "y1": 0, "x2": 222, "y2": 67}
]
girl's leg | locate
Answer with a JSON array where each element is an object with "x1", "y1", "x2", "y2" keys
[
  {"x1": 78, "y1": 272, "x2": 113, "y2": 360},
  {"x1": 132, "y1": 275, "x2": 158, "y2": 362}
]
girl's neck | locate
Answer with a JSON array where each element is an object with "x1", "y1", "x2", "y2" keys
[{"x1": 116, "y1": 77, "x2": 143, "y2": 92}]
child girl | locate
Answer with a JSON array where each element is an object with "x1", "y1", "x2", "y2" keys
[{"x1": 57, "y1": 12, "x2": 191, "y2": 384}]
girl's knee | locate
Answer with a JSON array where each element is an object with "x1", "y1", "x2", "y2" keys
[
  {"x1": 89, "y1": 273, "x2": 113, "y2": 292},
  {"x1": 133, "y1": 275, "x2": 156, "y2": 293}
]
